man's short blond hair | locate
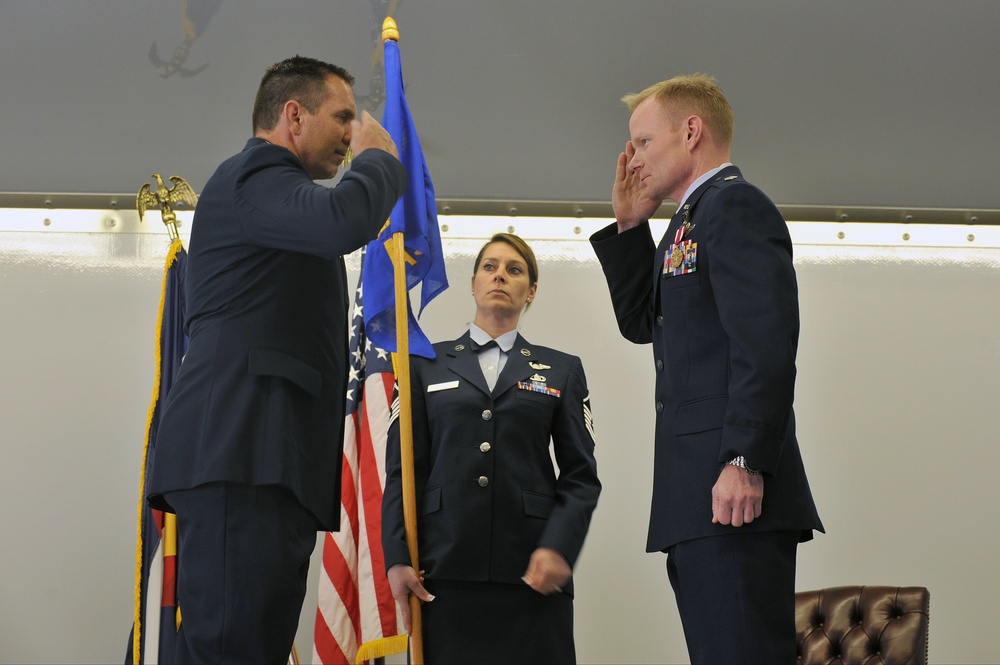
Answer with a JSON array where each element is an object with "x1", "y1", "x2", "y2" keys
[{"x1": 622, "y1": 73, "x2": 734, "y2": 147}]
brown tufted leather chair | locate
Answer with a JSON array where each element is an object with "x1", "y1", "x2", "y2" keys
[{"x1": 795, "y1": 585, "x2": 929, "y2": 665}]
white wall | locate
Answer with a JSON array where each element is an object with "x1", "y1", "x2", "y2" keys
[{"x1": 1, "y1": 216, "x2": 998, "y2": 664}]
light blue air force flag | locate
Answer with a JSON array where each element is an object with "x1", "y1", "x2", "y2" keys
[{"x1": 362, "y1": 38, "x2": 448, "y2": 359}]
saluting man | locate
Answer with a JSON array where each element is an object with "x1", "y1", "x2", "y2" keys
[
  {"x1": 591, "y1": 74, "x2": 824, "y2": 664},
  {"x1": 146, "y1": 56, "x2": 405, "y2": 663}
]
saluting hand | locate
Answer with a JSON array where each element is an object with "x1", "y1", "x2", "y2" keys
[
  {"x1": 386, "y1": 563, "x2": 434, "y2": 634},
  {"x1": 612, "y1": 140, "x2": 662, "y2": 232},
  {"x1": 349, "y1": 110, "x2": 399, "y2": 159}
]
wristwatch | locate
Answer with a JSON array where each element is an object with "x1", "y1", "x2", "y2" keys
[{"x1": 727, "y1": 455, "x2": 761, "y2": 475}]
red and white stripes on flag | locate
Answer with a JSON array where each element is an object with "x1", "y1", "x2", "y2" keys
[
  {"x1": 313, "y1": 276, "x2": 405, "y2": 664},
  {"x1": 139, "y1": 510, "x2": 178, "y2": 663}
]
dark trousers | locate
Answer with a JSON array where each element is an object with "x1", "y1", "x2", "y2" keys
[
  {"x1": 163, "y1": 483, "x2": 319, "y2": 664},
  {"x1": 667, "y1": 530, "x2": 799, "y2": 665}
]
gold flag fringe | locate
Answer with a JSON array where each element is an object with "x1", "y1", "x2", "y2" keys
[
  {"x1": 356, "y1": 634, "x2": 409, "y2": 664},
  {"x1": 131, "y1": 237, "x2": 185, "y2": 665}
]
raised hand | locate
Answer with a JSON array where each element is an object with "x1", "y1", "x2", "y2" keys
[
  {"x1": 349, "y1": 110, "x2": 399, "y2": 159},
  {"x1": 612, "y1": 140, "x2": 662, "y2": 231}
]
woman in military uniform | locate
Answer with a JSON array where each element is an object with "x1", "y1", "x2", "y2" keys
[{"x1": 382, "y1": 233, "x2": 601, "y2": 664}]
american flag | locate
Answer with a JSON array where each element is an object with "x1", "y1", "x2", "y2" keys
[{"x1": 313, "y1": 264, "x2": 404, "y2": 664}]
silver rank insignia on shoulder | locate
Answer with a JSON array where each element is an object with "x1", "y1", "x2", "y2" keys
[
  {"x1": 723, "y1": 175, "x2": 739, "y2": 181},
  {"x1": 529, "y1": 373, "x2": 547, "y2": 382},
  {"x1": 529, "y1": 362, "x2": 551, "y2": 370}
]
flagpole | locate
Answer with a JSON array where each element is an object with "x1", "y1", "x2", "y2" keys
[
  {"x1": 383, "y1": 18, "x2": 424, "y2": 665},
  {"x1": 389, "y1": 230, "x2": 424, "y2": 665}
]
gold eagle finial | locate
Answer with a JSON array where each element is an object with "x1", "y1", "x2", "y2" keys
[{"x1": 137, "y1": 174, "x2": 199, "y2": 240}]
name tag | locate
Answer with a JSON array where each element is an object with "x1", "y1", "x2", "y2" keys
[{"x1": 427, "y1": 380, "x2": 460, "y2": 393}]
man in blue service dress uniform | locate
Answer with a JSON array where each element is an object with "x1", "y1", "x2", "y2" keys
[
  {"x1": 591, "y1": 74, "x2": 823, "y2": 664},
  {"x1": 146, "y1": 56, "x2": 406, "y2": 663}
]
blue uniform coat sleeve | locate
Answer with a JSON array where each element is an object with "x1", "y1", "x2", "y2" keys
[
  {"x1": 537, "y1": 355, "x2": 601, "y2": 566},
  {"x1": 703, "y1": 183, "x2": 799, "y2": 473},
  {"x1": 381, "y1": 361, "x2": 429, "y2": 572},
  {"x1": 590, "y1": 221, "x2": 657, "y2": 345},
  {"x1": 235, "y1": 144, "x2": 407, "y2": 258}
]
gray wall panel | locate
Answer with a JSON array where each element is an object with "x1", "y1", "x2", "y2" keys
[{"x1": 1, "y1": 224, "x2": 997, "y2": 663}]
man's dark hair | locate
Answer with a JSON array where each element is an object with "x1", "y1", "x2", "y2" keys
[{"x1": 252, "y1": 56, "x2": 354, "y2": 133}]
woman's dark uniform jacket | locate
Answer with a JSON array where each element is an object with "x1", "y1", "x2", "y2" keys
[
  {"x1": 146, "y1": 137, "x2": 406, "y2": 531},
  {"x1": 591, "y1": 165, "x2": 823, "y2": 553},
  {"x1": 381, "y1": 331, "x2": 601, "y2": 593}
]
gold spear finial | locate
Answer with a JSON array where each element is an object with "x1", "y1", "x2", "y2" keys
[
  {"x1": 382, "y1": 17, "x2": 399, "y2": 43},
  {"x1": 136, "y1": 174, "x2": 199, "y2": 241}
]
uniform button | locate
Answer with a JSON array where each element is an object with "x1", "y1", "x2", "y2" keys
[
  {"x1": 482, "y1": 409, "x2": 493, "y2": 421},
  {"x1": 478, "y1": 476, "x2": 489, "y2": 487},
  {"x1": 480, "y1": 442, "x2": 491, "y2": 452},
  {"x1": 656, "y1": 359, "x2": 664, "y2": 371},
  {"x1": 656, "y1": 315, "x2": 664, "y2": 327},
  {"x1": 655, "y1": 401, "x2": 664, "y2": 413}
]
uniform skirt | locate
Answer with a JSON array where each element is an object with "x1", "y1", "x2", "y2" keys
[{"x1": 421, "y1": 579, "x2": 576, "y2": 665}]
